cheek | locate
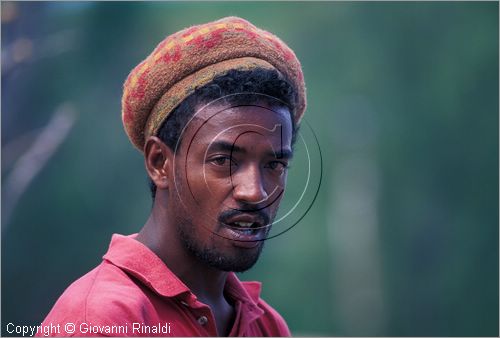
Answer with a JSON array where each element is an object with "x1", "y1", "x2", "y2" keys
[
  {"x1": 203, "y1": 171, "x2": 233, "y2": 198},
  {"x1": 267, "y1": 174, "x2": 288, "y2": 210},
  {"x1": 180, "y1": 165, "x2": 231, "y2": 216},
  {"x1": 172, "y1": 174, "x2": 219, "y2": 230},
  {"x1": 191, "y1": 160, "x2": 233, "y2": 197},
  {"x1": 270, "y1": 191, "x2": 284, "y2": 211},
  {"x1": 262, "y1": 171, "x2": 287, "y2": 200},
  {"x1": 267, "y1": 171, "x2": 287, "y2": 188}
]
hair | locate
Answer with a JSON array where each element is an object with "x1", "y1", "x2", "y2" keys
[{"x1": 149, "y1": 68, "x2": 299, "y2": 199}]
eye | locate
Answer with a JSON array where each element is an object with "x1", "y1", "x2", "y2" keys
[
  {"x1": 266, "y1": 161, "x2": 288, "y2": 172},
  {"x1": 210, "y1": 155, "x2": 236, "y2": 167}
]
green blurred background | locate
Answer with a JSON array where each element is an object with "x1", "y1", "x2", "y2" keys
[{"x1": 2, "y1": 2, "x2": 498, "y2": 336}]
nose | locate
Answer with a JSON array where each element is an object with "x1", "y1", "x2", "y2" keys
[{"x1": 232, "y1": 164, "x2": 268, "y2": 204}]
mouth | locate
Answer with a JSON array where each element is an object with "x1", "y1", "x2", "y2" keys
[
  {"x1": 219, "y1": 214, "x2": 269, "y2": 248},
  {"x1": 227, "y1": 221, "x2": 262, "y2": 235}
]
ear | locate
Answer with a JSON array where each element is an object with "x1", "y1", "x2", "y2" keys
[{"x1": 144, "y1": 136, "x2": 173, "y2": 191}]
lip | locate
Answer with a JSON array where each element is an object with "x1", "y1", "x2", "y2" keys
[
  {"x1": 224, "y1": 213, "x2": 266, "y2": 227},
  {"x1": 220, "y1": 222, "x2": 267, "y2": 248}
]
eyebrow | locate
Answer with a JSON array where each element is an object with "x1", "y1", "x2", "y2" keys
[
  {"x1": 208, "y1": 141, "x2": 246, "y2": 154},
  {"x1": 268, "y1": 148, "x2": 294, "y2": 160},
  {"x1": 208, "y1": 141, "x2": 293, "y2": 160}
]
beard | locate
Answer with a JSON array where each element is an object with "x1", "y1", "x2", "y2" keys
[
  {"x1": 172, "y1": 167, "x2": 274, "y2": 272},
  {"x1": 176, "y1": 216, "x2": 267, "y2": 272}
]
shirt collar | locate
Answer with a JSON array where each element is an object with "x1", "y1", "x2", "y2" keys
[
  {"x1": 103, "y1": 233, "x2": 190, "y2": 298},
  {"x1": 226, "y1": 272, "x2": 262, "y2": 305},
  {"x1": 102, "y1": 233, "x2": 263, "y2": 308}
]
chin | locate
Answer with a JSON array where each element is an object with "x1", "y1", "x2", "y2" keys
[
  {"x1": 207, "y1": 241, "x2": 266, "y2": 272},
  {"x1": 214, "y1": 254, "x2": 261, "y2": 272},
  {"x1": 183, "y1": 234, "x2": 265, "y2": 272}
]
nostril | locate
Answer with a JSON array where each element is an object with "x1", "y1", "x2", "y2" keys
[{"x1": 231, "y1": 168, "x2": 268, "y2": 204}]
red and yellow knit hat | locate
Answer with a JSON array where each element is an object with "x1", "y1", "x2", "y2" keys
[{"x1": 122, "y1": 16, "x2": 306, "y2": 151}]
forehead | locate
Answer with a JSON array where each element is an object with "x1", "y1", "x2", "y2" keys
[{"x1": 184, "y1": 101, "x2": 293, "y2": 145}]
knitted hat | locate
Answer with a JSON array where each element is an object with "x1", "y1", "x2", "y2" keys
[{"x1": 122, "y1": 16, "x2": 306, "y2": 151}]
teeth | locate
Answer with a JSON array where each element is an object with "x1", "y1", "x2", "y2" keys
[{"x1": 234, "y1": 222, "x2": 253, "y2": 228}]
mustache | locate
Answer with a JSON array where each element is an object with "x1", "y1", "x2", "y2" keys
[{"x1": 218, "y1": 208, "x2": 270, "y2": 226}]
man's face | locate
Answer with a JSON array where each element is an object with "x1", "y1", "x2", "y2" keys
[{"x1": 169, "y1": 100, "x2": 293, "y2": 272}]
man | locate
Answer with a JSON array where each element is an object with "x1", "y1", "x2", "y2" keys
[{"x1": 38, "y1": 16, "x2": 306, "y2": 336}]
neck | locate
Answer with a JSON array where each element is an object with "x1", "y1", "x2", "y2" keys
[{"x1": 136, "y1": 193, "x2": 229, "y2": 305}]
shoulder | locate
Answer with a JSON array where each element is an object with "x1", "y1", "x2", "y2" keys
[{"x1": 40, "y1": 261, "x2": 151, "y2": 333}]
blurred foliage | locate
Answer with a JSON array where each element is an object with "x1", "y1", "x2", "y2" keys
[{"x1": 1, "y1": 2, "x2": 498, "y2": 336}]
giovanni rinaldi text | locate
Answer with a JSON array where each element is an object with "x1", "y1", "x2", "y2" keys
[{"x1": 6, "y1": 322, "x2": 172, "y2": 336}]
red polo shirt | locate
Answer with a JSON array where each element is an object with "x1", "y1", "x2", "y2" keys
[{"x1": 37, "y1": 234, "x2": 290, "y2": 337}]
